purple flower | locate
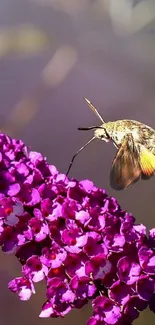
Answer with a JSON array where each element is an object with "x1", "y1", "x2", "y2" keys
[
  {"x1": 40, "y1": 277, "x2": 75, "y2": 318},
  {"x1": 91, "y1": 296, "x2": 121, "y2": 325},
  {"x1": 136, "y1": 275, "x2": 154, "y2": 300},
  {"x1": 8, "y1": 276, "x2": 35, "y2": 300},
  {"x1": 41, "y1": 243, "x2": 67, "y2": 268},
  {"x1": 22, "y1": 255, "x2": 48, "y2": 282},
  {"x1": 109, "y1": 280, "x2": 132, "y2": 305},
  {"x1": 0, "y1": 132, "x2": 154, "y2": 325},
  {"x1": 117, "y1": 256, "x2": 141, "y2": 284},
  {"x1": 70, "y1": 275, "x2": 96, "y2": 300}
]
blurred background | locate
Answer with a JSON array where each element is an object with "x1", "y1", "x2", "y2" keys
[{"x1": 0, "y1": 0, "x2": 155, "y2": 324}]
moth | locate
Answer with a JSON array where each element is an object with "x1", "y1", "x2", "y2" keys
[{"x1": 66, "y1": 97, "x2": 155, "y2": 190}]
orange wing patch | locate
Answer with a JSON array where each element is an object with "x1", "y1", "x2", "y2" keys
[{"x1": 140, "y1": 147, "x2": 155, "y2": 179}]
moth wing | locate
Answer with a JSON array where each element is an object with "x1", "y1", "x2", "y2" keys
[
  {"x1": 139, "y1": 145, "x2": 155, "y2": 179},
  {"x1": 110, "y1": 134, "x2": 141, "y2": 190}
]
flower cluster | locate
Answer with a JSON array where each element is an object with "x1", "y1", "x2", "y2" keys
[{"x1": 0, "y1": 133, "x2": 155, "y2": 324}]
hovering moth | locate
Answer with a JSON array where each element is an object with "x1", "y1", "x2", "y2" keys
[{"x1": 66, "y1": 97, "x2": 155, "y2": 190}]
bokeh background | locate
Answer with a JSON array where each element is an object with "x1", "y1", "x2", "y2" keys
[{"x1": 0, "y1": 0, "x2": 155, "y2": 324}]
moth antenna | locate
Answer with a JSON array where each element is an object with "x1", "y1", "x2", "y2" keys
[
  {"x1": 83, "y1": 97, "x2": 105, "y2": 124},
  {"x1": 78, "y1": 126, "x2": 104, "y2": 131},
  {"x1": 66, "y1": 136, "x2": 95, "y2": 176}
]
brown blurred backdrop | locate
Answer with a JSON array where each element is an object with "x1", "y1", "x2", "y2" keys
[{"x1": 0, "y1": 0, "x2": 155, "y2": 324}]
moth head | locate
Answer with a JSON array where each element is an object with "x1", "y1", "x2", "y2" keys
[{"x1": 94, "y1": 124, "x2": 110, "y2": 142}]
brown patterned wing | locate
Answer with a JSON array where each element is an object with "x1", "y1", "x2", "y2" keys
[{"x1": 110, "y1": 134, "x2": 141, "y2": 190}]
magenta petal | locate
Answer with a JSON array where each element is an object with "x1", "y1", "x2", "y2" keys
[
  {"x1": 110, "y1": 280, "x2": 132, "y2": 305},
  {"x1": 117, "y1": 257, "x2": 141, "y2": 284},
  {"x1": 123, "y1": 297, "x2": 140, "y2": 321},
  {"x1": 27, "y1": 188, "x2": 41, "y2": 206},
  {"x1": 79, "y1": 180, "x2": 94, "y2": 192},
  {"x1": 146, "y1": 256, "x2": 155, "y2": 274},
  {"x1": 149, "y1": 228, "x2": 155, "y2": 239},
  {"x1": 62, "y1": 289, "x2": 75, "y2": 303},
  {"x1": 70, "y1": 275, "x2": 79, "y2": 289},
  {"x1": 18, "y1": 287, "x2": 32, "y2": 300},
  {"x1": 93, "y1": 296, "x2": 112, "y2": 309},
  {"x1": 134, "y1": 224, "x2": 146, "y2": 235},
  {"x1": 75, "y1": 210, "x2": 90, "y2": 224},
  {"x1": 16, "y1": 163, "x2": 29, "y2": 176},
  {"x1": 7, "y1": 183, "x2": 20, "y2": 196},
  {"x1": 137, "y1": 276, "x2": 155, "y2": 300},
  {"x1": 76, "y1": 234, "x2": 88, "y2": 247},
  {"x1": 104, "y1": 306, "x2": 121, "y2": 325},
  {"x1": 138, "y1": 246, "x2": 155, "y2": 274},
  {"x1": 39, "y1": 302, "x2": 55, "y2": 318},
  {"x1": 87, "y1": 317, "x2": 98, "y2": 325},
  {"x1": 8, "y1": 277, "x2": 35, "y2": 300}
]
